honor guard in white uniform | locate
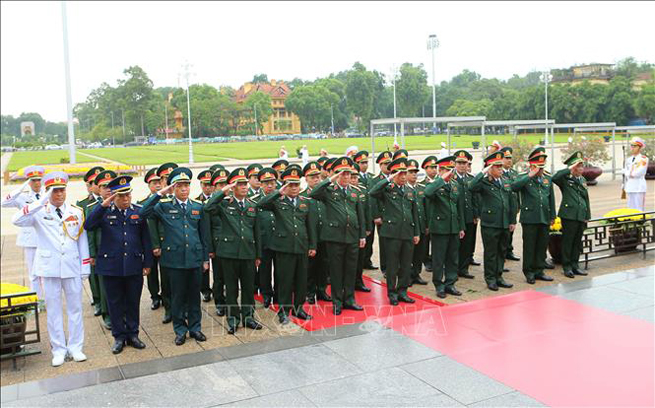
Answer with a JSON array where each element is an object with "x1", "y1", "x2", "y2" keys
[
  {"x1": 623, "y1": 137, "x2": 649, "y2": 211},
  {"x1": 2, "y1": 165, "x2": 45, "y2": 298},
  {"x1": 12, "y1": 172, "x2": 91, "y2": 367}
]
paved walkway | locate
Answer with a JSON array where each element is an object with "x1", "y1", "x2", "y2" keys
[{"x1": 2, "y1": 266, "x2": 652, "y2": 407}]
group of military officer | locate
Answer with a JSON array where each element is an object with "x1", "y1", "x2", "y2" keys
[{"x1": 9, "y1": 141, "x2": 595, "y2": 361}]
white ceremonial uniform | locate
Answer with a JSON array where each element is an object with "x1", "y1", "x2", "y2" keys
[
  {"x1": 623, "y1": 153, "x2": 649, "y2": 211},
  {"x1": 2, "y1": 183, "x2": 44, "y2": 297},
  {"x1": 12, "y1": 197, "x2": 91, "y2": 358}
]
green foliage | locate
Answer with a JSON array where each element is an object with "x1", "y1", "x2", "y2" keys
[
  {"x1": 396, "y1": 63, "x2": 430, "y2": 117},
  {"x1": 243, "y1": 91, "x2": 273, "y2": 135},
  {"x1": 285, "y1": 84, "x2": 339, "y2": 132},
  {"x1": 561, "y1": 136, "x2": 610, "y2": 167}
]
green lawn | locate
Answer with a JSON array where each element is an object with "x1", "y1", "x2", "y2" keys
[
  {"x1": 7, "y1": 150, "x2": 96, "y2": 172},
  {"x1": 7, "y1": 133, "x2": 581, "y2": 169}
]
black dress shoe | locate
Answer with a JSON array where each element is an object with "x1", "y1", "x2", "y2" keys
[
  {"x1": 263, "y1": 296, "x2": 273, "y2": 308},
  {"x1": 174, "y1": 334, "x2": 186, "y2": 346},
  {"x1": 364, "y1": 264, "x2": 379, "y2": 270},
  {"x1": 201, "y1": 292, "x2": 212, "y2": 302},
  {"x1": 502, "y1": 267, "x2": 509, "y2": 272},
  {"x1": 458, "y1": 273, "x2": 475, "y2": 279},
  {"x1": 127, "y1": 336, "x2": 146, "y2": 349},
  {"x1": 487, "y1": 283, "x2": 499, "y2": 291},
  {"x1": 563, "y1": 270, "x2": 575, "y2": 278},
  {"x1": 544, "y1": 260, "x2": 555, "y2": 269},
  {"x1": 497, "y1": 280, "x2": 514, "y2": 289},
  {"x1": 437, "y1": 291, "x2": 446, "y2": 299},
  {"x1": 103, "y1": 316, "x2": 112, "y2": 330},
  {"x1": 93, "y1": 304, "x2": 102, "y2": 316},
  {"x1": 412, "y1": 277, "x2": 429, "y2": 285},
  {"x1": 535, "y1": 274, "x2": 554, "y2": 282},
  {"x1": 445, "y1": 287, "x2": 462, "y2": 296},
  {"x1": 244, "y1": 319, "x2": 263, "y2": 330},
  {"x1": 306, "y1": 296, "x2": 316, "y2": 305},
  {"x1": 573, "y1": 268, "x2": 588, "y2": 276},
  {"x1": 227, "y1": 325, "x2": 237, "y2": 335},
  {"x1": 293, "y1": 310, "x2": 313, "y2": 320},
  {"x1": 343, "y1": 303, "x2": 363, "y2": 311},
  {"x1": 216, "y1": 306, "x2": 226, "y2": 317},
  {"x1": 190, "y1": 331, "x2": 207, "y2": 342},
  {"x1": 389, "y1": 297, "x2": 399, "y2": 306},
  {"x1": 423, "y1": 265, "x2": 433, "y2": 272},
  {"x1": 526, "y1": 277, "x2": 536, "y2": 284},
  {"x1": 355, "y1": 283, "x2": 371, "y2": 292},
  {"x1": 398, "y1": 294, "x2": 416, "y2": 303},
  {"x1": 333, "y1": 305, "x2": 342, "y2": 315},
  {"x1": 150, "y1": 299, "x2": 161, "y2": 310},
  {"x1": 162, "y1": 312, "x2": 172, "y2": 324},
  {"x1": 506, "y1": 253, "x2": 521, "y2": 261},
  {"x1": 317, "y1": 291, "x2": 332, "y2": 302},
  {"x1": 279, "y1": 314, "x2": 290, "y2": 325},
  {"x1": 111, "y1": 339, "x2": 125, "y2": 354},
  {"x1": 470, "y1": 259, "x2": 481, "y2": 266}
]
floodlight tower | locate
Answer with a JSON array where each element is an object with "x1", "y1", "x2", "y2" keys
[
  {"x1": 540, "y1": 71, "x2": 553, "y2": 145},
  {"x1": 427, "y1": 34, "x2": 439, "y2": 132}
]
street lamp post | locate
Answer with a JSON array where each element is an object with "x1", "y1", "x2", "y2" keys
[
  {"x1": 180, "y1": 61, "x2": 194, "y2": 164},
  {"x1": 110, "y1": 111, "x2": 115, "y2": 146},
  {"x1": 330, "y1": 103, "x2": 335, "y2": 136},
  {"x1": 121, "y1": 108, "x2": 126, "y2": 145},
  {"x1": 391, "y1": 65, "x2": 398, "y2": 139},
  {"x1": 427, "y1": 34, "x2": 439, "y2": 134},
  {"x1": 540, "y1": 71, "x2": 553, "y2": 145},
  {"x1": 61, "y1": 1, "x2": 76, "y2": 164}
]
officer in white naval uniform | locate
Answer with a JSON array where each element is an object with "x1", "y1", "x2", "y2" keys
[
  {"x1": 12, "y1": 171, "x2": 91, "y2": 367},
  {"x1": 623, "y1": 137, "x2": 649, "y2": 212},
  {"x1": 2, "y1": 165, "x2": 45, "y2": 299}
]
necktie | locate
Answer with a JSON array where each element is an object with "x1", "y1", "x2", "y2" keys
[
  {"x1": 36, "y1": 193, "x2": 40, "y2": 200},
  {"x1": 181, "y1": 202, "x2": 186, "y2": 212},
  {"x1": 56, "y1": 207, "x2": 63, "y2": 219},
  {"x1": 122, "y1": 209, "x2": 127, "y2": 218},
  {"x1": 239, "y1": 201, "x2": 244, "y2": 211}
]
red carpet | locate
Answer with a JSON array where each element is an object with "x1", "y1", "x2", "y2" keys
[{"x1": 383, "y1": 290, "x2": 655, "y2": 407}]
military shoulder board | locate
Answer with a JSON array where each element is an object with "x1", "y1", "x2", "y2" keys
[
  {"x1": 160, "y1": 198, "x2": 173, "y2": 203},
  {"x1": 190, "y1": 199, "x2": 203, "y2": 204}
]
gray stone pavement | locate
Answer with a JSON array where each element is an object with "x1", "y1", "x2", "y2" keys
[{"x1": 3, "y1": 266, "x2": 652, "y2": 408}]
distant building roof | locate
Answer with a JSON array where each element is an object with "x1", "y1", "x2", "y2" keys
[{"x1": 234, "y1": 80, "x2": 291, "y2": 102}]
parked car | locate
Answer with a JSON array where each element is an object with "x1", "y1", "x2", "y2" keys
[{"x1": 45, "y1": 144, "x2": 62, "y2": 150}]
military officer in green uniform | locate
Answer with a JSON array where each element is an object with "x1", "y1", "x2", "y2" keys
[
  {"x1": 553, "y1": 151, "x2": 590, "y2": 278},
  {"x1": 350, "y1": 162, "x2": 373, "y2": 292},
  {"x1": 138, "y1": 167, "x2": 163, "y2": 310},
  {"x1": 257, "y1": 167, "x2": 317, "y2": 324},
  {"x1": 250, "y1": 168, "x2": 278, "y2": 308},
  {"x1": 301, "y1": 161, "x2": 331, "y2": 304},
  {"x1": 85, "y1": 169, "x2": 117, "y2": 328},
  {"x1": 452, "y1": 150, "x2": 478, "y2": 280},
  {"x1": 419, "y1": 156, "x2": 439, "y2": 272},
  {"x1": 205, "y1": 168, "x2": 263, "y2": 334},
  {"x1": 247, "y1": 163, "x2": 263, "y2": 197},
  {"x1": 469, "y1": 152, "x2": 517, "y2": 291},
  {"x1": 353, "y1": 151, "x2": 377, "y2": 271},
  {"x1": 139, "y1": 167, "x2": 210, "y2": 345},
  {"x1": 424, "y1": 157, "x2": 465, "y2": 298},
  {"x1": 310, "y1": 157, "x2": 366, "y2": 315},
  {"x1": 511, "y1": 147, "x2": 556, "y2": 284},
  {"x1": 148, "y1": 162, "x2": 178, "y2": 324},
  {"x1": 76, "y1": 166, "x2": 104, "y2": 315},
  {"x1": 272, "y1": 159, "x2": 289, "y2": 176},
  {"x1": 501, "y1": 147, "x2": 521, "y2": 262},
  {"x1": 208, "y1": 169, "x2": 229, "y2": 316},
  {"x1": 406, "y1": 159, "x2": 429, "y2": 286},
  {"x1": 369, "y1": 157, "x2": 420, "y2": 305},
  {"x1": 196, "y1": 169, "x2": 214, "y2": 302},
  {"x1": 370, "y1": 151, "x2": 393, "y2": 275},
  {"x1": 317, "y1": 156, "x2": 329, "y2": 179}
]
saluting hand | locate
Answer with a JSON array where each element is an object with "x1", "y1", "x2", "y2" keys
[
  {"x1": 279, "y1": 183, "x2": 289, "y2": 196},
  {"x1": 159, "y1": 183, "x2": 175, "y2": 196},
  {"x1": 482, "y1": 165, "x2": 491, "y2": 174},
  {"x1": 442, "y1": 169, "x2": 454, "y2": 182},
  {"x1": 528, "y1": 166, "x2": 540, "y2": 178},
  {"x1": 101, "y1": 192, "x2": 118, "y2": 207},
  {"x1": 329, "y1": 172, "x2": 340, "y2": 183},
  {"x1": 221, "y1": 182, "x2": 236, "y2": 193}
]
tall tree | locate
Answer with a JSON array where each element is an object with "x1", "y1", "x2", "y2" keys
[{"x1": 395, "y1": 63, "x2": 430, "y2": 117}]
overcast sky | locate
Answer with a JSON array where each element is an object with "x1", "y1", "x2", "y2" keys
[{"x1": 2, "y1": 1, "x2": 654, "y2": 122}]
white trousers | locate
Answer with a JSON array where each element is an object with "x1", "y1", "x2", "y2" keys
[
  {"x1": 626, "y1": 192, "x2": 646, "y2": 212},
  {"x1": 24, "y1": 247, "x2": 43, "y2": 299},
  {"x1": 42, "y1": 277, "x2": 84, "y2": 357}
]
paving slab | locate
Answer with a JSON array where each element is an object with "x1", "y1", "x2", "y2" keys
[
  {"x1": 221, "y1": 389, "x2": 316, "y2": 407},
  {"x1": 559, "y1": 285, "x2": 654, "y2": 314},
  {"x1": 468, "y1": 391, "x2": 545, "y2": 407}
]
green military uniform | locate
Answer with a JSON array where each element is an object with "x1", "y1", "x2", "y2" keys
[
  {"x1": 553, "y1": 152, "x2": 590, "y2": 277},
  {"x1": 407, "y1": 160, "x2": 428, "y2": 285},
  {"x1": 251, "y1": 168, "x2": 278, "y2": 307},
  {"x1": 351, "y1": 163, "x2": 373, "y2": 292},
  {"x1": 469, "y1": 152, "x2": 517, "y2": 290},
  {"x1": 500, "y1": 147, "x2": 520, "y2": 261},
  {"x1": 510, "y1": 148, "x2": 556, "y2": 284},
  {"x1": 207, "y1": 169, "x2": 229, "y2": 315},
  {"x1": 301, "y1": 161, "x2": 330, "y2": 304},
  {"x1": 257, "y1": 167, "x2": 317, "y2": 322},
  {"x1": 369, "y1": 151, "x2": 393, "y2": 274},
  {"x1": 204, "y1": 168, "x2": 262, "y2": 334},
  {"x1": 369, "y1": 158, "x2": 419, "y2": 304},
  {"x1": 354, "y1": 151, "x2": 377, "y2": 270},
  {"x1": 247, "y1": 163, "x2": 263, "y2": 198},
  {"x1": 77, "y1": 166, "x2": 104, "y2": 315},
  {"x1": 452, "y1": 151, "x2": 478, "y2": 279},
  {"x1": 309, "y1": 157, "x2": 366, "y2": 314},
  {"x1": 424, "y1": 157, "x2": 465, "y2": 297},
  {"x1": 138, "y1": 167, "x2": 163, "y2": 310},
  {"x1": 139, "y1": 167, "x2": 210, "y2": 343},
  {"x1": 196, "y1": 169, "x2": 214, "y2": 302},
  {"x1": 419, "y1": 156, "x2": 439, "y2": 272}
]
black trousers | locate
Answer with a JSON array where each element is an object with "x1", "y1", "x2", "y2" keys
[
  {"x1": 201, "y1": 267, "x2": 212, "y2": 297},
  {"x1": 364, "y1": 229, "x2": 375, "y2": 267},
  {"x1": 458, "y1": 222, "x2": 477, "y2": 275},
  {"x1": 168, "y1": 267, "x2": 202, "y2": 336},
  {"x1": 211, "y1": 257, "x2": 226, "y2": 308},
  {"x1": 561, "y1": 219, "x2": 585, "y2": 272},
  {"x1": 481, "y1": 227, "x2": 509, "y2": 285},
  {"x1": 258, "y1": 248, "x2": 276, "y2": 299},
  {"x1": 307, "y1": 242, "x2": 328, "y2": 297},
  {"x1": 384, "y1": 238, "x2": 414, "y2": 299},
  {"x1": 275, "y1": 252, "x2": 308, "y2": 315},
  {"x1": 522, "y1": 223, "x2": 549, "y2": 280},
  {"x1": 146, "y1": 257, "x2": 161, "y2": 301},
  {"x1": 325, "y1": 241, "x2": 359, "y2": 307},
  {"x1": 412, "y1": 233, "x2": 429, "y2": 279},
  {"x1": 103, "y1": 274, "x2": 143, "y2": 341},
  {"x1": 376, "y1": 225, "x2": 387, "y2": 272},
  {"x1": 222, "y1": 257, "x2": 256, "y2": 327}
]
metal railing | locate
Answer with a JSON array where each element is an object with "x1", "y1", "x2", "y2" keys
[
  {"x1": 0, "y1": 291, "x2": 41, "y2": 369},
  {"x1": 581, "y1": 211, "x2": 655, "y2": 268}
]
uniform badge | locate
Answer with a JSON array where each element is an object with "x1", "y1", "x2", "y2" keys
[
  {"x1": 407, "y1": 192, "x2": 414, "y2": 198},
  {"x1": 351, "y1": 193, "x2": 357, "y2": 198},
  {"x1": 299, "y1": 203, "x2": 307, "y2": 209},
  {"x1": 192, "y1": 210, "x2": 200, "y2": 215},
  {"x1": 130, "y1": 214, "x2": 139, "y2": 219},
  {"x1": 247, "y1": 207, "x2": 255, "y2": 212}
]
